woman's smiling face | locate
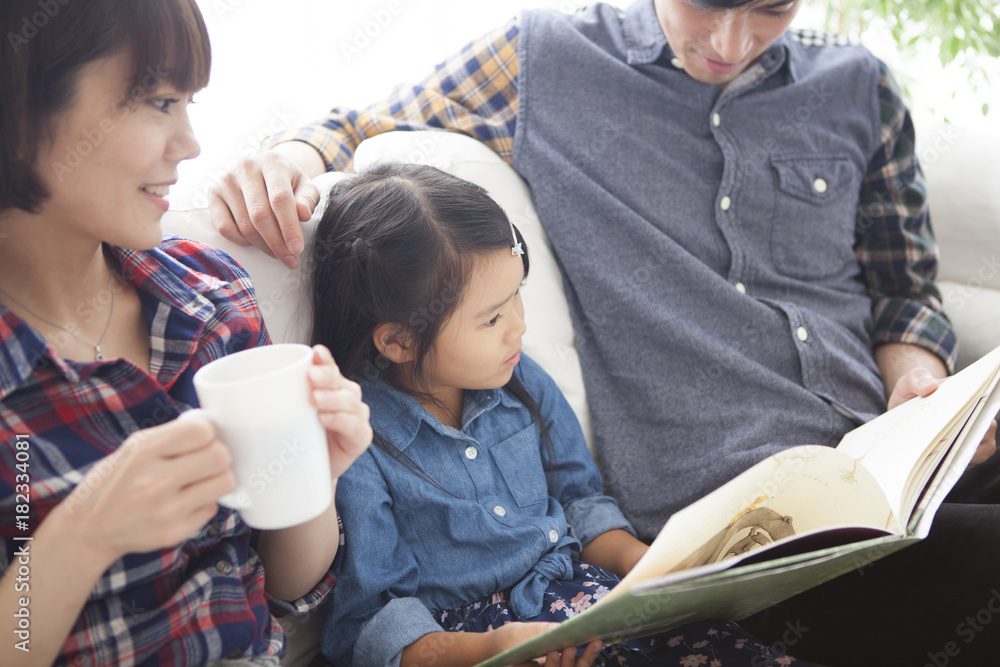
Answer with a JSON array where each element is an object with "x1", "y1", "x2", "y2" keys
[{"x1": 32, "y1": 52, "x2": 201, "y2": 250}]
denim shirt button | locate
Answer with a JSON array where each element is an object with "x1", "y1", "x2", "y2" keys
[
  {"x1": 796, "y1": 326, "x2": 809, "y2": 342},
  {"x1": 465, "y1": 446, "x2": 478, "y2": 460},
  {"x1": 493, "y1": 505, "x2": 506, "y2": 517},
  {"x1": 548, "y1": 529, "x2": 559, "y2": 543},
  {"x1": 670, "y1": 57, "x2": 683, "y2": 69}
]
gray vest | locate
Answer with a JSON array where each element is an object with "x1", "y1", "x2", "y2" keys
[{"x1": 513, "y1": 1, "x2": 887, "y2": 539}]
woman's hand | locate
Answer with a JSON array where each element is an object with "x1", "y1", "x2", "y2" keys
[
  {"x1": 307, "y1": 344, "x2": 373, "y2": 479},
  {"x1": 60, "y1": 416, "x2": 236, "y2": 568},
  {"x1": 207, "y1": 144, "x2": 324, "y2": 268}
]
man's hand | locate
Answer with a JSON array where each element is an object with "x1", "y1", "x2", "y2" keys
[
  {"x1": 887, "y1": 366, "x2": 998, "y2": 466},
  {"x1": 208, "y1": 143, "x2": 326, "y2": 268}
]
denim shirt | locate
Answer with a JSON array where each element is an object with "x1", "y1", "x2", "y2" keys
[{"x1": 320, "y1": 354, "x2": 632, "y2": 667}]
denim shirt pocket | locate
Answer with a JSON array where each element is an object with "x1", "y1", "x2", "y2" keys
[
  {"x1": 769, "y1": 154, "x2": 862, "y2": 280},
  {"x1": 490, "y1": 424, "x2": 548, "y2": 508}
]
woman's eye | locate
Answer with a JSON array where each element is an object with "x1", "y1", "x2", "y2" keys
[{"x1": 153, "y1": 97, "x2": 181, "y2": 113}]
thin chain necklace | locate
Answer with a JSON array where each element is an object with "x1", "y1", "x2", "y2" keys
[{"x1": 0, "y1": 279, "x2": 117, "y2": 361}]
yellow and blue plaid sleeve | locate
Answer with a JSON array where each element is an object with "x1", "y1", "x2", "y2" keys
[
  {"x1": 267, "y1": 18, "x2": 520, "y2": 171},
  {"x1": 857, "y1": 61, "x2": 957, "y2": 372}
]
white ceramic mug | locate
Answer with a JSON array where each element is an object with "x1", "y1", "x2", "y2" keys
[{"x1": 188, "y1": 344, "x2": 332, "y2": 529}]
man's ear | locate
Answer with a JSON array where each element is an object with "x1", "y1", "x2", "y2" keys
[{"x1": 373, "y1": 323, "x2": 416, "y2": 363}]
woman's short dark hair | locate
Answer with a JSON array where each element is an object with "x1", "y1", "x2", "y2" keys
[{"x1": 0, "y1": 0, "x2": 211, "y2": 214}]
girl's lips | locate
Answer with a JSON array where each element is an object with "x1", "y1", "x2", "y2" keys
[{"x1": 504, "y1": 350, "x2": 521, "y2": 367}]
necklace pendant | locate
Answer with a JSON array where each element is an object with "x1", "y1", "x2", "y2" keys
[{"x1": 95, "y1": 346, "x2": 104, "y2": 361}]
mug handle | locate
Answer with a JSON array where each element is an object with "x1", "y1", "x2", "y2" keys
[{"x1": 177, "y1": 408, "x2": 251, "y2": 510}]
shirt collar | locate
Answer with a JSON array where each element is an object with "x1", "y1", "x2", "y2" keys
[
  {"x1": 623, "y1": 0, "x2": 794, "y2": 83},
  {"x1": 0, "y1": 242, "x2": 228, "y2": 399},
  {"x1": 361, "y1": 377, "x2": 520, "y2": 452}
]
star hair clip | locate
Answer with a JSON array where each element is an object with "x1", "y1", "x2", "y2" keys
[{"x1": 509, "y1": 219, "x2": 524, "y2": 257}]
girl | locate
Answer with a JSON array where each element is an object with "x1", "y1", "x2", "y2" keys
[
  {"x1": 309, "y1": 163, "x2": 813, "y2": 667},
  {"x1": 0, "y1": 2, "x2": 370, "y2": 665}
]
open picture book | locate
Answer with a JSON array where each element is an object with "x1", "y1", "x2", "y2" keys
[{"x1": 475, "y1": 344, "x2": 1000, "y2": 667}]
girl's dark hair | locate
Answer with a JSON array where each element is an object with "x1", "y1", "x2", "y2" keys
[
  {"x1": 310, "y1": 162, "x2": 556, "y2": 486},
  {"x1": 0, "y1": 0, "x2": 211, "y2": 214}
]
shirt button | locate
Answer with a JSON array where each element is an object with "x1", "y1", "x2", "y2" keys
[
  {"x1": 712, "y1": 112, "x2": 721, "y2": 127},
  {"x1": 206, "y1": 522, "x2": 221, "y2": 537},
  {"x1": 670, "y1": 57, "x2": 683, "y2": 69},
  {"x1": 796, "y1": 326, "x2": 809, "y2": 342},
  {"x1": 549, "y1": 529, "x2": 559, "y2": 543},
  {"x1": 465, "y1": 446, "x2": 478, "y2": 460},
  {"x1": 813, "y1": 177, "x2": 828, "y2": 194},
  {"x1": 735, "y1": 282, "x2": 747, "y2": 294},
  {"x1": 215, "y1": 560, "x2": 233, "y2": 575},
  {"x1": 720, "y1": 195, "x2": 732, "y2": 212},
  {"x1": 493, "y1": 505, "x2": 506, "y2": 517}
]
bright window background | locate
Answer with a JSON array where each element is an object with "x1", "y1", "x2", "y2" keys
[{"x1": 176, "y1": 0, "x2": 998, "y2": 210}]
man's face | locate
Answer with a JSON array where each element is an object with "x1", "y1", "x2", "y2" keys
[{"x1": 654, "y1": 0, "x2": 801, "y2": 85}]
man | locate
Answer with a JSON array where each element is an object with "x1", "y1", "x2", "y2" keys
[{"x1": 209, "y1": 1, "x2": 999, "y2": 663}]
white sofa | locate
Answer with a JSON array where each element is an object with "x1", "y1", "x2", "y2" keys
[{"x1": 161, "y1": 126, "x2": 1000, "y2": 665}]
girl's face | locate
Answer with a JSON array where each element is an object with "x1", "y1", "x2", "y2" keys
[
  {"x1": 422, "y1": 248, "x2": 527, "y2": 397},
  {"x1": 32, "y1": 51, "x2": 201, "y2": 249}
]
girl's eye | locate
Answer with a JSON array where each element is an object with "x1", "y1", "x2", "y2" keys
[
  {"x1": 152, "y1": 97, "x2": 181, "y2": 114},
  {"x1": 486, "y1": 314, "x2": 502, "y2": 327}
]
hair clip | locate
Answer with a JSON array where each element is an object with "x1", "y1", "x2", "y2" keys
[{"x1": 509, "y1": 220, "x2": 524, "y2": 257}]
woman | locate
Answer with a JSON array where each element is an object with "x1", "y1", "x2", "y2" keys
[{"x1": 0, "y1": 1, "x2": 372, "y2": 665}]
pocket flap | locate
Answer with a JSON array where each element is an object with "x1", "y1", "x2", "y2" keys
[{"x1": 771, "y1": 155, "x2": 855, "y2": 204}]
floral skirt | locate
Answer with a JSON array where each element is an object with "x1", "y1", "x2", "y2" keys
[{"x1": 435, "y1": 561, "x2": 814, "y2": 667}]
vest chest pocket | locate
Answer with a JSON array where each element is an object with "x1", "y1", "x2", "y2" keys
[
  {"x1": 769, "y1": 154, "x2": 862, "y2": 280},
  {"x1": 490, "y1": 425, "x2": 548, "y2": 508}
]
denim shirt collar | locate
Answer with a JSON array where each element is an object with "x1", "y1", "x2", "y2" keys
[
  {"x1": 361, "y1": 377, "x2": 522, "y2": 451},
  {"x1": 623, "y1": 0, "x2": 795, "y2": 82}
]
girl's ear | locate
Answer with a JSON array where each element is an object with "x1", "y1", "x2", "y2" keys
[{"x1": 373, "y1": 323, "x2": 416, "y2": 363}]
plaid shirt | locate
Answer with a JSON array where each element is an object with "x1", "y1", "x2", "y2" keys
[
  {"x1": 0, "y1": 238, "x2": 336, "y2": 665},
  {"x1": 271, "y1": 17, "x2": 955, "y2": 370}
]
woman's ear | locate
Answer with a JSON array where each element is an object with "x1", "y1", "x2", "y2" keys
[{"x1": 373, "y1": 323, "x2": 415, "y2": 363}]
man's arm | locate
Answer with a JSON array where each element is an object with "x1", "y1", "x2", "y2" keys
[
  {"x1": 857, "y1": 60, "x2": 958, "y2": 387},
  {"x1": 209, "y1": 18, "x2": 522, "y2": 266}
]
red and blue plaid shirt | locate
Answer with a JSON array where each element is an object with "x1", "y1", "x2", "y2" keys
[
  {"x1": 0, "y1": 238, "x2": 336, "y2": 665},
  {"x1": 271, "y1": 17, "x2": 955, "y2": 369}
]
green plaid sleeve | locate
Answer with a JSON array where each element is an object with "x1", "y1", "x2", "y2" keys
[{"x1": 857, "y1": 60, "x2": 957, "y2": 372}]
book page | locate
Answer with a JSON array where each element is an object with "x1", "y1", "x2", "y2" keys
[
  {"x1": 599, "y1": 444, "x2": 894, "y2": 605},
  {"x1": 836, "y1": 345, "x2": 1000, "y2": 520}
]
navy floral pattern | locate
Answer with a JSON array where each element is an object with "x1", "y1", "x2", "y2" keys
[{"x1": 436, "y1": 562, "x2": 814, "y2": 666}]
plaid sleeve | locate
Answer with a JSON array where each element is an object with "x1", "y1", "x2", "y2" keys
[
  {"x1": 856, "y1": 60, "x2": 957, "y2": 372},
  {"x1": 265, "y1": 18, "x2": 520, "y2": 171}
]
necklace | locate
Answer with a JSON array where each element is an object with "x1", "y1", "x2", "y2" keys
[{"x1": 0, "y1": 279, "x2": 117, "y2": 361}]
